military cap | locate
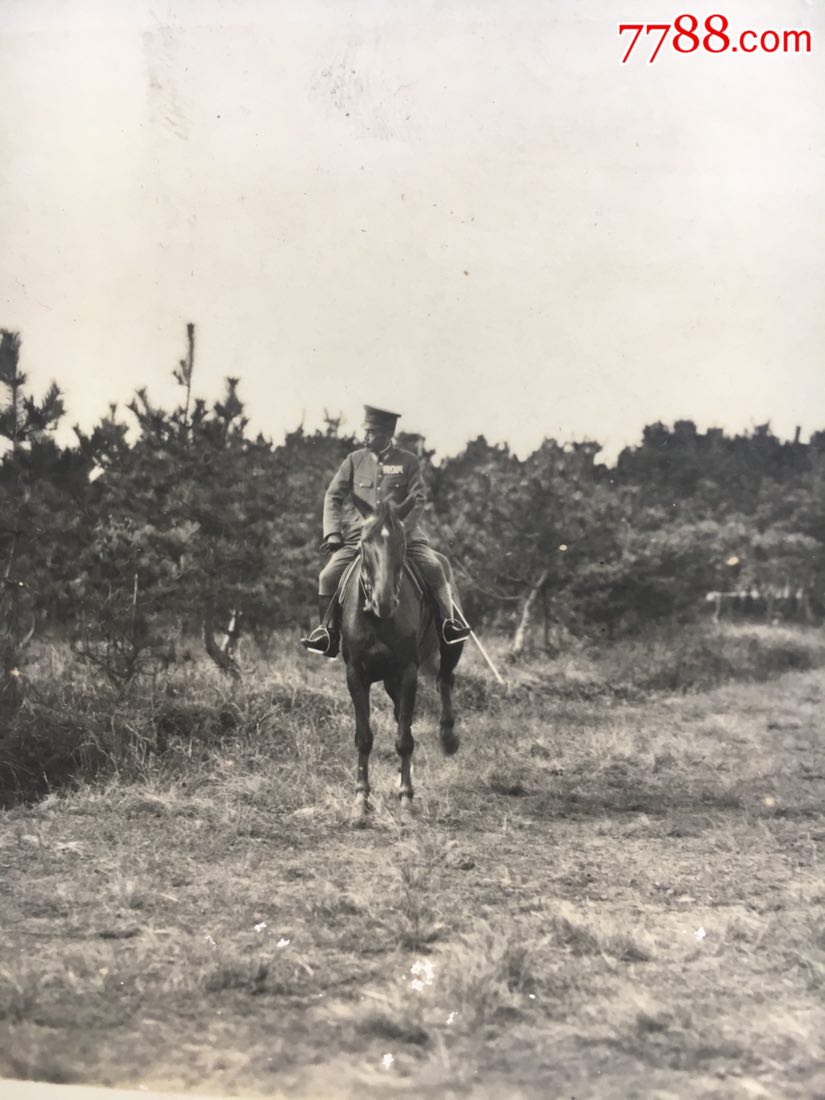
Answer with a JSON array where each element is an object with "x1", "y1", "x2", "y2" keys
[{"x1": 363, "y1": 405, "x2": 401, "y2": 431}]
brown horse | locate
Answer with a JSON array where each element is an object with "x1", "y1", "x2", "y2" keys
[{"x1": 341, "y1": 500, "x2": 463, "y2": 820}]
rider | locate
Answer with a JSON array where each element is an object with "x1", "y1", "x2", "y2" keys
[{"x1": 301, "y1": 405, "x2": 472, "y2": 658}]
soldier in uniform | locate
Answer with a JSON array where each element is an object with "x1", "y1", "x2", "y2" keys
[{"x1": 301, "y1": 405, "x2": 472, "y2": 657}]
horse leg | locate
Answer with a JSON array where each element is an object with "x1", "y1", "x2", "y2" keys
[
  {"x1": 346, "y1": 664, "x2": 373, "y2": 823},
  {"x1": 437, "y1": 643, "x2": 461, "y2": 756},
  {"x1": 396, "y1": 665, "x2": 418, "y2": 806},
  {"x1": 384, "y1": 677, "x2": 401, "y2": 723}
]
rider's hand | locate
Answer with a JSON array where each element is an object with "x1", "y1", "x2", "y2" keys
[{"x1": 322, "y1": 533, "x2": 344, "y2": 553}]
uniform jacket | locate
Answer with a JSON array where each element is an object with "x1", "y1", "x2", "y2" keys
[{"x1": 323, "y1": 445, "x2": 426, "y2": 540}]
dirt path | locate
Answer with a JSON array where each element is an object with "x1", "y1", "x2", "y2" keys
[{"x1": 1, "y1": 665, "x2": 824, "y2": 1098}]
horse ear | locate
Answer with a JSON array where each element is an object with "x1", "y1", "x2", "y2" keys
[{"x1": 352, "y1": 495, "x2": 374, "y2": 519}]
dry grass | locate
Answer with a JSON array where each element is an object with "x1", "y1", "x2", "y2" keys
[{"x1": 1, "y1": 624, "x2": 824, "y2": 1097}]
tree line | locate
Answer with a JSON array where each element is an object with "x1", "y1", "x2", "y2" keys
[{"x1": 1, "y1": 325, "x2": 823, "y2": 689}]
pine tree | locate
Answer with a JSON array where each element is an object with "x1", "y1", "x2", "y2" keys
[
  {"x1": 0, "y1": 329, "x2": 64, "y2": 455},
  {"x1": 0, "y1": 329, "x2": 66, "y2": 706}
]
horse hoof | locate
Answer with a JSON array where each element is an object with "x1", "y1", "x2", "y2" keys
[
  {"x1": 440, "y1": 729, "x2": 460, "y2": 756},
  {"x1": 398, "y1": 793, "x2": 414, "y2": 816},
  {"x1": 350, "y1": 797, "x2": 371, "y2": 827}
]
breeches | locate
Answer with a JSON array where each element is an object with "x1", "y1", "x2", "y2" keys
[
  {"x1": 318, "y1": 537, "x2": 459, "y2": 615},
  {"x1": 318, "y1": 538, "x2": 360, "y2": 597}
]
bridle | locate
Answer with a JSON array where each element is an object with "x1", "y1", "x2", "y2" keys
[{"x1": 358, "y1": 522, "x2": 405, "y2": 617}]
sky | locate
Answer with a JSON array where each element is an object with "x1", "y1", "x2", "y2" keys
[{"x1": 1, "y1": 0, "x2": 823, "y2": 463}]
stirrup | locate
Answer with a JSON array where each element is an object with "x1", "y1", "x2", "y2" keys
[
  {"x1": 300, "y1": 626, "x2": 339, "y2": 658},
  {"x1": 441, "y1": 617, "x2": 471, "y2": 645}
]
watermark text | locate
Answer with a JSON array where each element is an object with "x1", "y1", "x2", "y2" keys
[{"x1": 619, "y1": 14, "x2": 813, "y2": 63}]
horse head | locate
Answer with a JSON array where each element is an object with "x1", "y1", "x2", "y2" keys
[{"x1": 356, "y1": 500, "x2": 408, "y2": 619}]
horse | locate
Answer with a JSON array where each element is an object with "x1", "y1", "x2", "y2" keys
[{"x1": 340, "y1": 499, "x2": 464, "y2": 821}]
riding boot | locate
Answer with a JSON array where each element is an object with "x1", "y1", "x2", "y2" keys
[
  {"x1": 300, "y1": 596, "x2": 341, "y2": 658},
  {"x1": 441, "y1": 616, "x2": 472, "y2": 645},
  {"x1": 433, "y1": 587, "x2": 472, "y2": 645}
]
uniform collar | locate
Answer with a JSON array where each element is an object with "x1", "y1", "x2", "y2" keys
[{"x1": 369, "y1": 441, "x2": 394, "y2": 461}]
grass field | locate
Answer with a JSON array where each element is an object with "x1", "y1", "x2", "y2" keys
[{"x1": 1, "y1": 624, "x2": 825, "y2": 1098}]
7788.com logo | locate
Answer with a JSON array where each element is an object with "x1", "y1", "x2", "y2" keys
[{"x1": 619, "y1": 13, "x2": 813, "y2": 62}]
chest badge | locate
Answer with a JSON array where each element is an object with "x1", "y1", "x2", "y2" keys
[{"x1": 382, "y1": 464, "x2": 404, "y2": 475}]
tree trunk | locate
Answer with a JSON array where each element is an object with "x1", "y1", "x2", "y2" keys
[
  {"x1": 184, "y1": 322, "x2": 195, "y2": 433},
  {"x1": 203, "y1": 609, "x2": 242, "y2": 681},
  {"x1": 511, "y1": 570, "x2": 548, "y2": 658},
  {"x1": 800, "y1": 590, "x2": 814, "y2": 624}
]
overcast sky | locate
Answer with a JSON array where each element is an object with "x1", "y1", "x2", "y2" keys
[{"x1": 1, "y1": 0, "x2": 823, "y2": 462}]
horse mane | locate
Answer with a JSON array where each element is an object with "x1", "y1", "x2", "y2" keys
[{"x1": 361, "y1": 501, "x2": 403, "y2": 542}]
